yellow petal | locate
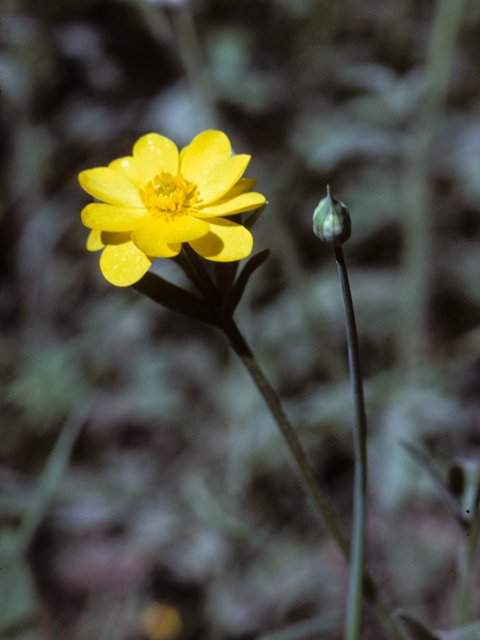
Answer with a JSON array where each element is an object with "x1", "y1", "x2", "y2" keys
[
  {"x1": 199, "y1": 155, "x2": 252, "y2": 205},
  {"x1": 86, "y1": 229, "x2": 104, "y2": 251},
  {"x1": 109, "y1": 155, "x2": 142, "y2": 186},
  {"x1": 180, "y1": 131, "x2": 251, "y2": 204},
  {"x1": 79, "y1": 168, "x2": 143, "y2": 207},
  {"x1": 223, "y1": 178, "x2": 257, "y2": 199},
  {"x1": 81, "y1": 203, "x2": 150, "y2": 231},
  {"x1": 194, "y1": 192, "x2": 266, "y2": 217},
  {"x1": 101, "y1": 231, "x2": 132, "y2": 245},
  {"x1": 131, "y1": 225, "x2": 183, "y2": 257},
  {"x1": 188, "y1": 218, "x2": 253, "y2": 262},
  {"x1": 99, "y1": 240, "x2": 154, "y2": 286},
  {"x1": 180, "y1": 131, "x2": 232, "y2": 181},
  {"x1": 133, "y1": 134, "x2": 179, "y2": 183},
  {"x1": 108, "y1": 135, "x2": 180, "y2": 188},
  {"x1": 132, "y1": 216, "x2": 209, "y2": 252}
]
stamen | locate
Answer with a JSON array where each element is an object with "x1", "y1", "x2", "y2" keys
[{"x1": 139, "y1": 172, "x2": 201, "y2": 219}]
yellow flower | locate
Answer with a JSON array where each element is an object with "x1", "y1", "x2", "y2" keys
[{"x1": 79, "y1": 130, "x2": 266, "y2": 286}]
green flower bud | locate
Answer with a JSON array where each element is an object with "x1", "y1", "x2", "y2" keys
[{"x1": 312, "y1": 185, "x2": 351, "y2": 246}]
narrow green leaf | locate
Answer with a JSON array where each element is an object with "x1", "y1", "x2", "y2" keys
[
  {"x1": 133, "y1": 272, "x2": 219, "y2": 326},
  {"x1": 224, "y1": 249, "x2": 271, "y2": 312}
]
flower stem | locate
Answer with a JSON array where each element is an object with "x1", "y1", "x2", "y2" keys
[
  {"x1": 226, "y1": 318, "x2": 349, "y2": 558},
  {"x1": 333, "y1": 246, "x2": 368, "y2": 640}
]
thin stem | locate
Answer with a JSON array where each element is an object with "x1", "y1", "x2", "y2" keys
[
  {"x1": 230, "y1": 321, "x2": 350, "y2": 558},
  {"x1": 334, "y1": 246, "x2": 368, "y2": 640}
]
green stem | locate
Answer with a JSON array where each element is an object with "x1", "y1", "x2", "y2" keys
[
  {"x1": 227, "y1": 318, "x2": 350, "y2": 557},
  {"x1": 333, "y1": 246, "x2": 368, "y2": 640}
]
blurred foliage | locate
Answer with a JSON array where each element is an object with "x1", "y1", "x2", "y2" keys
[{"x1": 2, "y1": 0, "x2": 480, "y2": 638}]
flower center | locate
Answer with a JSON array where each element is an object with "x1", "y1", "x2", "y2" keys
[{"x1": 139, "y1": 172, "x2": 201, "y2": 218}]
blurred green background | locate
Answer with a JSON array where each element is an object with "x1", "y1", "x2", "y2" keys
[{"x1": 2, "y1": 0, "x2": 480, "y2": 638}]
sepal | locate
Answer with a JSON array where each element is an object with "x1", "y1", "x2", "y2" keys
[
  {"x1": 133, "y1": 272, "x2": 219, "y2": 326},
  {"x1": 223, "y1": 249, "x2": 271, "y2": 313}
]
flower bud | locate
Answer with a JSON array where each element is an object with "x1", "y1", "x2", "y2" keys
[{"x1": 312, "y1": 185, "x2": 351, "y2": 246}]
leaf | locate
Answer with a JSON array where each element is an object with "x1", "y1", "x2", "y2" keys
[
  {"x1": 397, "y1": 612, "x2": 441, "y2": 640},
  {"x1": 133, "y1": 272, "x2": 219, "y2": 326},
  {"x1": 224, "y1": 249, "x2": 271, "y2": 312}
]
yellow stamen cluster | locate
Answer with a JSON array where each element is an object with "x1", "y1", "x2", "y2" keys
[{"x1": 139, "y1": 172, "x2": 201, "y2": 218}]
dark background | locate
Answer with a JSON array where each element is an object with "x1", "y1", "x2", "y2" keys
[{"x1": 1, "y1": 0, "x2": 480, "y2": 638}]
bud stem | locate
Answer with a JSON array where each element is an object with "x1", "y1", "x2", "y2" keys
[{"x1": 333, "y1": 246, "x2": 368, "y2": 640}]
